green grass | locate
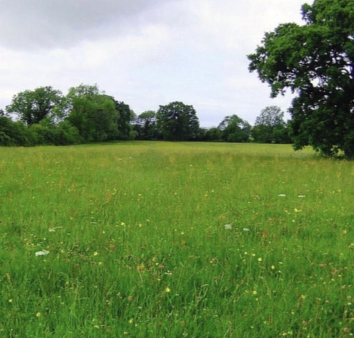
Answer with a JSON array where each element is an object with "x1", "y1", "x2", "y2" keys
[{"x1": 1, "y1": 142, "x2": 354, "y2": 337}]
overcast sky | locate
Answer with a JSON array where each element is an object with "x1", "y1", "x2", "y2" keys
[{"x1": 0, "y1": 0, "x2": 306, "y2": 127}]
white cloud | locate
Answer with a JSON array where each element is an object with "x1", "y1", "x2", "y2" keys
[{"x1": 0, "y1": 0, "x2": 306, "y2": 126}]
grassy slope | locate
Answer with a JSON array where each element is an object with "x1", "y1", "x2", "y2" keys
[{"x1": 1, "y1": 142, "x2": 354, "y2": 337}]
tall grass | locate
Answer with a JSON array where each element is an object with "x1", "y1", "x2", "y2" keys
[{"x1": 1, "y1": 142, "x2": 354, "y2": 337}]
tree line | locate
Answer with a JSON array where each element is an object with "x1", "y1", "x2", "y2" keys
[
  {"x1": 0, "y1": 84, "x2": 291, "y2": 146},
  {"x1": 1, "y1": 0, "x2": 353, "y2": 158}
]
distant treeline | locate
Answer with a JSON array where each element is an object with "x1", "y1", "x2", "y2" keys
[{"x1": 0, "y1": 84, "x2": 292, "y2": 146}]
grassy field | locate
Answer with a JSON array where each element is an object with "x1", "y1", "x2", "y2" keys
[{"x1": 1, "y1": 142, "x2": 354, "y2": 337}]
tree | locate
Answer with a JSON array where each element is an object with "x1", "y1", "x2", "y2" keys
[
  {"x1": 133, "y1": 110, "x2": 157, "y2": 140},
  {"x1": 66, "y1": 84, "x2": 119, "y2": 142},
  {"x1": 248, "y1": 0, "x2": 354, "y2": 157},
  {"x1": 111, "y1": 99, "x2": 135, "y2": 140},
  {"x1": 156, "y1": 102, "x2": 200, "y2": 141},
  {"x1": 204, "y1": 127, "x2": 223, "y2": 142},
  {"x1": 6, "y1": 86, "x2": 67, "y2": 125},
  {"x1": 0, "y1": 115, "x2": 34, "y2": 146},
  {"x1": 217, "y1": 115, "x2": 251, "y2": 142},
  {"x1": 252, "y1": 106, "x2": 291, "y2": 143}
]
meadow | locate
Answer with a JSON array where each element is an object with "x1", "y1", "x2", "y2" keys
[{"x1": 1, "y1": 141, "x2": 354, "y2": 337}]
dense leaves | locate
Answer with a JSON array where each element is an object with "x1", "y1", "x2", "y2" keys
[
  {"x1": 1, "y1": 85, "x2": 291, "y2": 146},
  {"x1": 252, "y1": 106, "x2": 291, "y2": 143},
  {"x1": 217, "y1": 115, "x2": 251, "y2": 142},
  {"x1": 6, "y1": 86, "x2": 67, "y2": 125},
  {"x1": 248, "y1": 0, "x2": 354, "y2": 157},
  {"x1": 157, "y1": 102, "x2": 200, "y2": 141},
  {"x1": 133, "y1": 111, "x2": 158, "y2": 140},
  {"x1": 66, "y1": 84, "x2": 119, "y2": 142}
]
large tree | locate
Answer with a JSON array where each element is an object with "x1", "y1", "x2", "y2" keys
[
  {"x1": 252, "y1": 106, "x2": 291, "y2": 143},
  {"x1": 157, "y1": 102, "x2": 200, "y2": 141},
  {"x1": 133, "y1": 110, "x2": 158, "y2": 140},
  {"x1": 110, "y1": 99, "x2": 135, "y2": 140},
  {"x1": 6, "y1": 86, "x2": 67, "y2": 125},
  {"x1": 248, "y1": 0, "x2": 354, "y2": 157},
  {"x1": 66, "y1": 84, "x2": 119, "y2": 142},
  {"x1": 218, "y1": 115, "x2": 251, "y2": 142}
]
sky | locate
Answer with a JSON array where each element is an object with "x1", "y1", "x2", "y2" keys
[{"x1": 0, "y1": 0, "x2": 307, "y2": 127}]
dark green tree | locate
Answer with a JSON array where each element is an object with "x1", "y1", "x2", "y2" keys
[
  {"x1": 204, "y1": 127, "x2": 223, "y2": 142},
  {"x1": 67, "y1": 84, "x2": 119, "y2": 142},
  {"x1": 252, "y1": 106, "x2": 291, "y2": 143},
  {"x1": 133, "y1": 110, "x2": 157, "y2": 140},
  {"x1": 218, "y1": 115, "x2": 251, "y2": 142},
  {"x1": 157, "y1": 102, "x2": 200, "y2": 141},
  {"x1": 248, "y1": 0, "x2": 354, "y2": 157},
  {"x1": 0, "y1": 115, "x2": 33, "y2": 146},
  {"x1": 110, "y1": 99, "x2": 136, "y2": 140},
  {"x1": 6, "y1": 86, "x2": 67, "y2": 125}
]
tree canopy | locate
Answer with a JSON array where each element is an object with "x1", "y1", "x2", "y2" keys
[
  {"x1": 157, "y1": 102, "x2": 200, "y2": 141},
  {"x1": 217, "y1": 115, "x2": 251, "y2": 142},
  {"x1": 66, "y1": 84, "x2": 120, "y2": 142},
  {"x1": 248, "y1": 0, "x2": 354, "y2": 157},
  {"x1": 133, "y1": 111, "x2": 158, "y2": 140},
  {"x1": 6, "y1": 86, "x2": 67, "y2": 125},
  {"x1": 252, "y1": 106, "x2": 291, "y2": 143}
]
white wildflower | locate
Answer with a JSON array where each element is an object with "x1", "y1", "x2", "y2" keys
[
  {"x1": 243, "y1": 228, "x2": 250, "y2": 232},
  {"x1": 35, "y1": 250, "x2": 49, "y2": 256},
  {"x1": 298, "y1": 195, "x2": 305, "y2": 198},
  {"x1": 278, "y1": 194, "x2": 286, "y2": 197},
  {"x1": 224, "y1": 224, "x2": 233, "y2": 230}
]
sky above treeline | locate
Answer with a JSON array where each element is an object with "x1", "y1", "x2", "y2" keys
[{"x1": 0, "y1": 0, "x2": 306, "y2": 127}]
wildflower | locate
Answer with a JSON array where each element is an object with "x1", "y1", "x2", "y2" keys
[
  {"x1": 271, "y1": 265, "x2": 275, "y2": 270},
  {"x1": 298, "y1": 195, "x2": 305, "y2": 198},
  {"x1": 35, "y1": 250, "x2": 49, "y2": 256},
  {"x1": 253, "y1": 290, "x2": 257, "y2": 295},
  {"x1": 258, "y1": 258, "x2": 262, "y2": 262},
  {"x1": 93, "y1": 251, "x2": 98, "y2": 256},
  {"x1": 129, "y1": 318, "x2": 134, "y2": 324},
  {"x1": 278, "y1": 194, "x2": 286, "y2": 197},
  {"x1": 224, "y1": 224, "x2": 232, "y2": 230},
  {"x1": 243, "y1": 228, "x2": 250, "y2": 232},
  {"x1": 36, "y1": 312, "x2": 41, "y2": 317},
  {"x1": 165, "y1": 287, "x2": 171, "y2": 293},
  {"x1": 8, "y1": 299, "x2": 13, "y2": 303}
]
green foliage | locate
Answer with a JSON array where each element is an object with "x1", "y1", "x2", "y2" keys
[
  {"x1": 6, "y1": 86, "x2": 67, "y2": 125},
  {"x1": 67, "y1": 84, "x2": 120, "y2": 142},
  {"x1": 0, "y1": 115, "x2": 34, "y2": 146},
  {"x1": 248, "y1": 0, "x2": 354, "y2": 157},
  {"x1": 133, "y1": 110, "x2": 158, "y2": 140},
  {"x1": 157, "y1": 102, "x2": 200, "y2": 141},
  {"x1": 218, "y1": 114, "x2": 251, "y2": 142},
  {"x1": 204, "y1": 127, "x2": 223, "y2": 141},
  {"x1": 252, "y1": 106, "x2": 291, "y2": 144},
  {"x1": 111, "y1": 99, "x2": 135, "y2": 140}
]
